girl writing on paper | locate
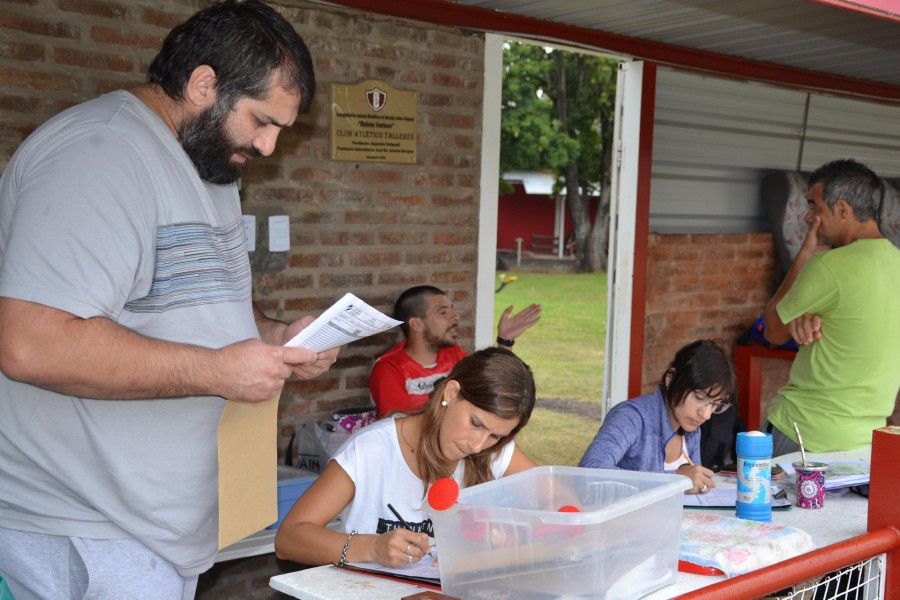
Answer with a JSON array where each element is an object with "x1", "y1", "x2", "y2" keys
[
  {"x1": 274, "y1": 347, "x2": 537, "y2": 567},
  {"x1": 579, "y1": 340, "x2": 736, "y2": 494}
]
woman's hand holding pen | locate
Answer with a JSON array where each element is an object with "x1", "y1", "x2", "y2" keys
[
  {"x1": 371, "y1": 528, "x2": 431, "y2": 567},
  {"x1": 677, "y1": 464, "x2": 716, "y2": 494}
]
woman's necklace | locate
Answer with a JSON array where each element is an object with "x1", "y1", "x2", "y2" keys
[{"x1": 399, "y1": 419, "x2": 417, "y2": 454}]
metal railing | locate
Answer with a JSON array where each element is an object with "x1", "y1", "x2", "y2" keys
[{"x1": 676, "y1": 526, "x2": 900, "y2": 600}]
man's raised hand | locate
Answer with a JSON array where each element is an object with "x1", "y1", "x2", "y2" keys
[{"x1": 497, "y1": 303, "x2": 542, "y2": 341}]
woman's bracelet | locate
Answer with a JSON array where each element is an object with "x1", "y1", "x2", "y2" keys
[{"x1": 336, "y1": 530, "x2": 357, "y2": 567}]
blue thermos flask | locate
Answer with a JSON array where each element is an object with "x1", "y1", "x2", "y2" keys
[{"x1": 735, "y1": 431, "x2": 773, "y2": 522}]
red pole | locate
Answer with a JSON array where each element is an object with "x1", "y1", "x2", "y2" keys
[{"x1": 869, "y1": 426, "x2": 900, "y2": 598}]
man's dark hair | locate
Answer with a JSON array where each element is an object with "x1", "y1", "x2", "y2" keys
[
  {"x1": 394, "y1": 286, "x2": 446, "y2": 338},
  {"x1": 808, "y1": 159, "x2": 883, "y2": 222},
  {"x1": 147, "y1": 0, "x2": 315, "y2": 113},
  {"x1": 659, "y1": 340, "x2": 736, "y2": 430}
]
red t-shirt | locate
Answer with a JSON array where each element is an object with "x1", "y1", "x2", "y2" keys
[{"x1": 369, "y1": 340, "x2": 468, "y2": 417}]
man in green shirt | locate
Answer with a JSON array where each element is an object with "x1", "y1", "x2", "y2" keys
[{"x1": 764, "y1": 159, "x2": 900, "y2": 454}]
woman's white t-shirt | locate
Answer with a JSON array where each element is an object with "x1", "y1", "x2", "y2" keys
[{"x1": 332, "y1": 415, "x2": 516, "y2": 537}]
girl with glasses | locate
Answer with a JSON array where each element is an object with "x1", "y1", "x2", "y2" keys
[{"x1": 579, "y1": 340, "x2": 736, "y2": 494}]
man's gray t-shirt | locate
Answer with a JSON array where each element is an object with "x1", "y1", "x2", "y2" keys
[{"x1": 0, "y1": 91, "x2": 259, "y2": 575}]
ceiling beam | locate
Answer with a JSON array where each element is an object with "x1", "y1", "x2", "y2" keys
[{"x1": 323, "y1": 0, "x2": 900, "y2": 102}]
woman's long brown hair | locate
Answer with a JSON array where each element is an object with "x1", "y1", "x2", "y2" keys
[{"x1": 413, "y1": 347, "x2": 536, "y2": 489}]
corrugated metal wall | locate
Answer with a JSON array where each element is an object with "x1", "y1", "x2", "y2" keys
[{"x1": 650, "y1": 67, "x2": 900, "y2": 233}]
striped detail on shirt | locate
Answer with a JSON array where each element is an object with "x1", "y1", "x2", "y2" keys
[{"x1": 125, "y1": 219, "x2": 251, "y2": 313}]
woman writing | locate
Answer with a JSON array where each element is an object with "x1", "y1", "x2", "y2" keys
[
  {"x1": 274, "y1": 347, "x2": 537, "y2": 567},
  {"x1": 579, "y1": 340, "x2": 736, "y2": 494}
]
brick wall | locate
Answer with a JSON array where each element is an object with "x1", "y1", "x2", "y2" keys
[
  {"x1": 0, "y1": 0, "x2": 484, "y2": 437},
  {"x1": 641, "y1": 233, "x2": 789, "y2": 396},
  {"x1": 2, "y1": 1, "x2": 484, "y2": 596}
]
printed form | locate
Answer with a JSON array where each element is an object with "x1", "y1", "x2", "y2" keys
[{"x1": 284, "y1": 292, "x2": 402, "y2": 352}]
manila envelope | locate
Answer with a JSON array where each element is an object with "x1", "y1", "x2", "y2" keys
[{"x1": 216, "y1": 389, "x2": 282, "y2": 549}]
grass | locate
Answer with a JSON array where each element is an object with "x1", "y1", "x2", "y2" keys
[
  {"x1": 515, "y1": 407, "x2": 600, "y2": 466},
  {"x1": 494, "y1": 272, "x2": 607, "y2": 404},
  {"x1": 494, "y1": 272, "x2": 607, "y2": 466}
]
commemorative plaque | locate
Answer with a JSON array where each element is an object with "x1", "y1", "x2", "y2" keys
[{"x1": 331, "y1": 79, "x2": 417, "y2": 164}]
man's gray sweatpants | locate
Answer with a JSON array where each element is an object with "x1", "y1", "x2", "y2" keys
[{"x1": 0, "y1": 527, "x2": 198, "y2": 600}]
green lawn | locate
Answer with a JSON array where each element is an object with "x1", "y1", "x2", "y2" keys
[
  {"x1": 494, "y1": 272, "x2": 606, "y2": 404},
  {"x1": 493, "y1": 272, "x2": 606, "y2": 466},
  {"x1": 515, "y1": 407, "x2": 600, "y2": 466}
]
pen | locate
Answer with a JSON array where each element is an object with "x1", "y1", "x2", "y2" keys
[{"x1": 387, "y1": 503, "x2": 411, "y2": 529}]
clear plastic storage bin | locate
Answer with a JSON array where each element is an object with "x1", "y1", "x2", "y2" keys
[{"x1": 431, "y1": 466, "x2": 691, "y2": 599}]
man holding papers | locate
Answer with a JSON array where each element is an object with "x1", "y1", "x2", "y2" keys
[
  {"x1": 763, "y1": 159, "x2": 900, "y2": 454},
  {"x1": 0, "y1": 2, "x2": 336, "y2": 598},
  {"x1": 369, "y1": 285, "x2": 540, "y2": 417}
]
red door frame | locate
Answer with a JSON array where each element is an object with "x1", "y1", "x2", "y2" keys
[{"x1": 627, "y1": 63, "x2": 657, "y2": 399}]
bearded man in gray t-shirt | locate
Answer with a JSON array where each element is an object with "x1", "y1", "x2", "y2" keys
[{"x1": 0, "y1": 2, "x2": 337, "y2": 598}]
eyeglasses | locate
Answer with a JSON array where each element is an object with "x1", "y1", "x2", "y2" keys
[{"x1": 694, "y1": 394, "x2": 732, "y2": 415}]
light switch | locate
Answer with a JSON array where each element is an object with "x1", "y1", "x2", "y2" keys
[
  {"x1": 268, "y1": 215, "x2": 290, "y2": 252},
  {"x1": 242, "y1": 214, "x2": 256, "y2": 251}
]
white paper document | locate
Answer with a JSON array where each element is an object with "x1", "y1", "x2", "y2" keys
[
  {"x1": 347, "y1": 553, "x2": 440, "y2": 582},
  {"x1": 284, "y1": 292, "x2": 402, "y2": 352},
  {"x1": 683, "y1": 485, "x2": 791, "y2": 508}
]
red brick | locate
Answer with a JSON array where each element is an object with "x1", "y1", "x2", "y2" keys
[
  {"x1": 90, "y1": 26, "x2": 163, "y2": 49},
  {"x1": 378, "y1": 271, "x2": 427, "y2": 286},
  {"x1": 454, "y1": 135, "x2": 474, "y2": 149},
  {"x1": 344, "y1": 211, "x2": 397, "y2": 225},
  {"x1": 141, "y1": 8, "x2": 186, "y2": 29},
  {"x1": 434, "y1": 232, "x2": 474, "y2": 246},
  {"x1": 420, "y1": 93, "x2": 452, "y2": 107},
  {"x1": 428, "y1": 113, "x2": 475, "y2": 129},
  {"x1": 432, "y1": 271, "x2": 471, "y2": 284},
  {"x1": 55, "y1": 48, "x2": 133, "y2": 73},
  {"x1": 1, "y1": 14, "x2": 79, "y2": 39},
  {"x1": 288, "y1": 253, "x2": 344, "y2": 268},
  {"x1": 351, "y1": 170, "x2": 404, "y2": 185},
  {"x1": 284, "y1": 297, "x2": 333, "y2": 312},
  {"x1": 425, "y1": 53, "x2": 457, "y2": 69},
  {"x1": 414, "y1": 173, "x2": 454, "y2": 187},
  {"x1": 344, "y1": 374, "x2": 371, "y2": 390},
  {"x1": 379, "y1": 231, "x2": 428, "y2": 245},
  {"x1": 349, "y1": 252, "x2": 402, "y2": 267},
  {"x1": 0, "y1": 94, "x2": 43, "y2": 113},
  {"x1": 0, "y1": 41, "x2": 45, "y2": 61},
  {"x1": 0, "y1": 65, "x2": 79, "y2": 92},
  {"x1": 319, "y1": 273, "x2": 373, "y2": 288},
  {"x1": 319, "y1": 231, "x2": 375, "y2": 245},
  {"x1": 432, "y1": 72, "x2": 476, "y2": 89},
  {"x1": 57, "y1": 0, "x2": 127, "y2": 19},
  {"x1": 432, "y1": 194, "x2": 474, "y2": 207}
]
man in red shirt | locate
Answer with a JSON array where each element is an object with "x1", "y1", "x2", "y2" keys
[{"x1": 370, "y1": 285, "x2": 540, "y2": 416}]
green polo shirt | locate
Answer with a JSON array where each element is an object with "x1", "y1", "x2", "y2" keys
[{"x1": 767, "y1": 238, "x2": 900, "y2": 452}]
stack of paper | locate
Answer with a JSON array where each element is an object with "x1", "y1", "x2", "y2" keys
[{"x1": 778, "y1": 459, "x2": 870, "y2": 490}]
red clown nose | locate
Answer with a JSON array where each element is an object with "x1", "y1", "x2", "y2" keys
[{"x1": 428, "y1": 477, "x2": 460, "y2": 511}]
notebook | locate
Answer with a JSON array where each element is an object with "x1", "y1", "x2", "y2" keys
[{"x1": 683, "y1": 486, "x2": 791, "y2": 509}]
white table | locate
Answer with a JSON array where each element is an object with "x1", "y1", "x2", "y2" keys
[{"x1": 270, "y1": 448, "x2": 870, "y2": 599}]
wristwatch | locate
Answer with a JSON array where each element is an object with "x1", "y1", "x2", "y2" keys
[{"x1": 496, "y1": 336, "x2": 514, "y2": 348}]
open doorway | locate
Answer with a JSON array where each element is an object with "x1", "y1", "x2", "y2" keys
[{"x1": 487, "y1": 39, "x2": 622, "y2": 465}]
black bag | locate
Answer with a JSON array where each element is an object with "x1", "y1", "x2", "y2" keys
[{"x1": 699, "y1": 403, "x2": 745, "y2": 472}]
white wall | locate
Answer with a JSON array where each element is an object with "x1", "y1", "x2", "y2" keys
[{"x1": 651, "y1": 67, "x2": 900, "y2": 234}]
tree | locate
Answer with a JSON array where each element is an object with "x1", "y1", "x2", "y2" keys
[{"x1": 500, "y1": 42, "x2": 618, "y2": 271}]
